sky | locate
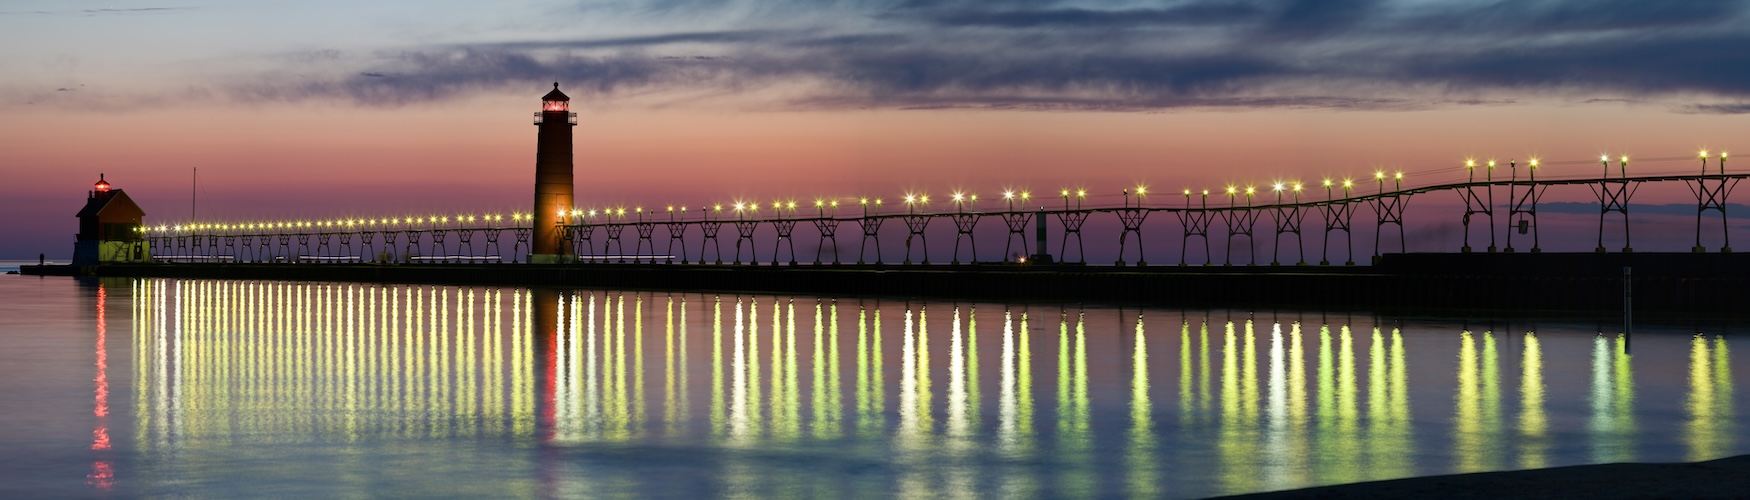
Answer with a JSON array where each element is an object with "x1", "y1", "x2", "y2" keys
[{"x1": 2, "y1": 0, "x2": 1748, "y2": 259}]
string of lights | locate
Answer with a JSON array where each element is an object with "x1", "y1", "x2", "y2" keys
[{"x1": 147, "y1": 151, "x2": 1730, "y2": 239}]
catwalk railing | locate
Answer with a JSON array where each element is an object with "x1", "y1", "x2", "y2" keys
[{"x1": 142, "y1": 159, "x2": 1746, "y2": 266}]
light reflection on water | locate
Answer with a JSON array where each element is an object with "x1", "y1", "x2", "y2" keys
[{"x1": 2, "y1": 277, "x2": 1747, "y2": 498}]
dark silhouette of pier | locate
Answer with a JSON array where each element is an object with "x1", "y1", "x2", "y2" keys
[
  {"x1": 28, "y1": 87, "x2": 1749, "y2": 315},
  {"x1": 121, "y1": 155, "x2": 1740, "y2": 268},
  {"x1": 26, "y1": 251, "x2": 1750, "y2": 317}
]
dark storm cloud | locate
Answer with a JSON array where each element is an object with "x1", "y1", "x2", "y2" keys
[
  {"x1": 1688, "y1": 103, "x2": 1750, "y2": 114},
  {"x1": 1392, "y1": 0, "x2": 1743, "y2": 34},
  {"x1": 237, "y1": 0, "x2": 1750, "y2": 111},
  {"x1": 910, "y1": 3, "x2": 1263, "y2": 28},
  {"x1": 816, "y1": 49, "x2": 1291, "y2": 99},
  {"x1": 1399, "y1": 34, "x2": 1750, "y2": 97},
  {"x1": 247, "y1": 43, "x2": 1352, "y2": 110},
  {"x1": 1256, "y1": 0, "x2": 1378, "y2": 41},
  {"x1": 479, "y1": 30, "x2": 788, "y2": 50},
  {"x1": 243, "y1": 51, "x2": 751, "y2": 106}
]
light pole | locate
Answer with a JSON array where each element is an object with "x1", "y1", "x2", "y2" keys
[{"x1": 1245, "y1": 186, "x2": 1256, "y2": 265}]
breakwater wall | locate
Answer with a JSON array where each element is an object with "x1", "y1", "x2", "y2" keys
[{"x1": 22, "y1": 253, "x2": 1749, "y2": 316}]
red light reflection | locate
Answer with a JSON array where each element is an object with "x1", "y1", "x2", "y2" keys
[
  {"x1": 87, "y1": 285, "x2": 113, "y2": 491},
  {"x1": 87, "y1": 462, "x2": 114, "y2": 490}
]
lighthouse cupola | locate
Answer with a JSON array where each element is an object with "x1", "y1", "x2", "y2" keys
[
  {"x1": 541, "y1": 82, "x2": 570, "y2": 111},
  {"x1": 93, "y1": 173, "x2": 111, "y2": 195},
  {"x1": 533, "y1": 82, "x2": 577, "y2": 124}
]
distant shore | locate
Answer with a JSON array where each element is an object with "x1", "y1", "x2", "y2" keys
[
  {"x1": 0, "y1": 260, "x2": 59, "y2": 273},
  {"x1": 1215, "y1": 455, "x2": 1750, "y2": 499}
]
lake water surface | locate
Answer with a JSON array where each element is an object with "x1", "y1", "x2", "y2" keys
[{"x1": 1, "y1": 275, "x2": 1744, "y2": 498}]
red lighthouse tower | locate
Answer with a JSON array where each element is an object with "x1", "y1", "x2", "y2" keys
[{"x1": 531, "y1": 83, "x2": 577, "y2": 263}]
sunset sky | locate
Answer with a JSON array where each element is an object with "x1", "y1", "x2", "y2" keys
[{"x1": 2, "y1": 0, "x2": 1747, "y2": 259}]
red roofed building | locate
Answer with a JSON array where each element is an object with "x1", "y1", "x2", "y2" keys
[{"x1": 73, "y1": 174, "x2": 150, "y2": 265}]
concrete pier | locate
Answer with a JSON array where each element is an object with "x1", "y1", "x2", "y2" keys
[{"x1": 21, "y1": 252, "x2": 1750, "y2": 317}]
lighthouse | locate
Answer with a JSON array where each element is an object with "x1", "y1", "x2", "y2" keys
[
  {"x1": 72, "y1": 174, "x2": 149, "y2": 265},
  {"x1": 531, "y1": 83, "x2": 577, "y2": 263}
]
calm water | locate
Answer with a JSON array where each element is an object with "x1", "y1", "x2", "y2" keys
[{"x1": 0, "y1": 276, "x2": 1744, "y2": 498}]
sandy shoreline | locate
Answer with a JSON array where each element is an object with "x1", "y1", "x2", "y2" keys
[{"x1": 1215, "y1": 455, "x2": 1750, "y2": 499}]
